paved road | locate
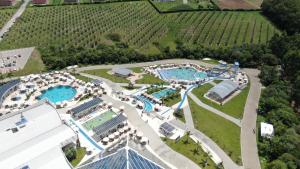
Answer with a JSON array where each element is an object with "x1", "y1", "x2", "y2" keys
[
  {"x1": 188, "y1": 92, "x2": 242, "y2": 127},
  {"x1": 182, "y1": 99, "x2": 195, "y2": 129},
  {"x1": 170, "y1": 120, "x2": 242, "y2": 169},
  {"x1": 0, "y1": 0, "x2": 30, "y2": 41},
  {"x1": 76, "y1": 59, "x2": 215, "y2": 72},
  {"x1": 101, "y1": 95, "x2": 200, "y2": 169},
  {"x1": 241, "y1": 69, "x2": 261, "y2": 169}
]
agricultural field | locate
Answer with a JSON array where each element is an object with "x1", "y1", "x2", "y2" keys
[
  {"x1": 152, "y1": 0, "x2": 215, "y2": 12},
  {"x1": 0, "y1": 2, "x2": 279, "y2": 52},
  {"x1": 0, "y1": 9, "x2": 16, "y2": 30},
  {"x1": 213, "y1": 0, "x2": 257, "y2": 9}
]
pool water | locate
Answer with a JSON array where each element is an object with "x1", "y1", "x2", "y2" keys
[
  {"x1": 38, "y1": 85, "x2": 76, "y2": 104},
  {"x1": 136, "y1": 96, "x2": 153, "y2": 113},
  {"x1": 158, "y1": 67, "x2": 207, "y2": 81},
  {"x1": 83, "y1": 110, "x2": 116, "y2": 131},
  {"x1": 152, "y1": 88, "x2": 176, "y2": 99}
]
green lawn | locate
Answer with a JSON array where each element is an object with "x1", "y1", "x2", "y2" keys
[
  {"x1": 71, "y1": 73, "x2": 92, "y2": 82},
  {"x1": 202, "y1": 59, "x2": 220, "y2": 65},
  {"x1": 213, "y1": 80, "x2": 223, "y2": 84},
  {"x1": 189, "y1": 97, "x2": 241, "y2": 165},
  {"x1": 164, "y1": 93, "x2": 182, "y2": 107},
  {"x1": 71, "y1": 147, "x2": 86, "y2": 167},
  {"x1": 174, "y1": 109, "x2": 186, "y2": 123},
  {"x1": 192, "y1": 83, "x2": 250, "y2": 118},
  {"x1": 9, "y1": 50, "x2": 45, "y2": 77},
  {"x1": 130, "y1": 67, "x2": 143, "y2": 73},
  {"x1": 135, "y1": 74, "x2": 165, "y2": 84},
  {"x1": 163, "y1": 135, "x2": 216, "y2": 169},
  {"x1": 84, "y1": 69, "x2": 129, "y2": 83}
]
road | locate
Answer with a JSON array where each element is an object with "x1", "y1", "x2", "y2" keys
[
  {"x1": 240, "y1": 69, "x2": 262, "y2": 169},
  {"x1": 0, "y1": 0, "x2": 30, "y2": 42},
  {"x1": 101, "y1": 95, "x2": 200, "y2": 169}
]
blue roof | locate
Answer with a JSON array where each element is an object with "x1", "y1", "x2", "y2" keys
[
  {"x1": 78, "y1": 147, "x2": 163, "y2": 169},
  {"x1": 112, "y1": 68, "x2": 132, "y2": 76},
  {"x1": 0, "y1": 79, "x2": 21, "y2": 104},
  {"x1": 71, "y1": 97, "x2": 102, "y2": 114}
]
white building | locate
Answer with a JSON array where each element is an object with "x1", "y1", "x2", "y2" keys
[
  {"x1": 260, "y1": 122, "x2": 274, "y2": 139},
  {"x1": 0, "y1": 100, "x2": 78, "y2": 169}
]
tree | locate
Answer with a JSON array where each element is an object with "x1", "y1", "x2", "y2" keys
[
  {"x1": 64, "y1": 146, "x2": 77, "y2": 161},
  {"x1": 259, "y1": 65, "x2": 280, "y2": 86},
  {"x1": 267, "y1": 160, "x2": 288, "y2": 169},
  {"x1": 292, "y1": 74, "x2": 300, "y2": 107}
]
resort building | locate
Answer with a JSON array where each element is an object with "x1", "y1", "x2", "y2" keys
[
  {"x1": 70, "y1": 97, "x2": 103, "y2": 120},
  {"x1": 32, "y1": 0, "x2": 48, "y2": 4},
  {"x1": 206, "y1": 80, "x2": 239, "y2": 102},
  {"x1": 0, "y1": 79, "x2": 21, "y2": 108},
  {"x1": 0, "y1": 100, "x2": 78, "y2": 169},
  {"x1": 260, "y1": 122, "x2": 274, "y2": 139},
  {"x1": 112, "y1": 68, "x2": 132, "y2": 77},
  {"x1": 0, "y1": 0, "x2": 16, "y2": 6},
  {"x1": 78, "y1": 144, "x2": 165, "y2": 169},
  {"x1": 64, "y1": 0, "x2": 79, "y2": 3}
]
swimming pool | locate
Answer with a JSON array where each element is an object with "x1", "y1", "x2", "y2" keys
[
  {"x1": 152, "y1": 88, "x2": 176, "y2": 99},
  {"x1": 158, "y1": 67, "x2": 207, "y2": 81},
  {"x1": 83, "y1": 110, "x2": 116, "y2": 131},
  {"x1": 136, "y1": 95, "x2": 153, "y2": 113},
  {"x1": 38, "y1": 85, "x2": 76, "y2": 104}
]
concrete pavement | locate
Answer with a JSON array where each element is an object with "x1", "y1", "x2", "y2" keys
[
  {"x1": 240, "y1": 69, "x2": 261, "y2": 169},
  {"x1": 182, "y1": 99, "x2": 195, "y2": 129},
  {"x1": 0, "y1": 0, "x2": 30, "y2": 41},
  {"x1": 101, "y1": 95, "x2": 200, "y2": 169}
]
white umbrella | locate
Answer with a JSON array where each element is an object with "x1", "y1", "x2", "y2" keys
[
  {"x1": 123, "y1": 126, "x2": 129, "y2": 131},
  {"x1": 136, "y1": 131, "x2": 143, "y2": 138},
  {"x1": 140, "y1": 137, "x2": 148, "y2": 143},
  {"x1": 114, "y1": 132, "x2": 120, "y2": 138},
  {"x1": 119, "y1": 106, "x2": 125, "y2": 111},
  {"x1": 118, "y1": 128, "x2": 124, "y2": 133},
  {"x1": 108, "y1": 102, "x2": 113, "y2": 107},
  {"x1": 109, "y1": 134, "x2": 114, "y2": 141}
]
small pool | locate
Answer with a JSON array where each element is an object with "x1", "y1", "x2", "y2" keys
[
  {"x1": 83, "y1": 110, "x2": 116, "y2": 131},
  {"x1": 38, "y1": 85, "x2": 76, "y2": 104},
  {"x1": 152, "y1": 88, "x2": 176, "y2": 99},
  {"x1": 158, "y1": 67, "x2": 207, "y2": 81},
  {"x1": 136, "y1": 95, "x2": 153, "y2": 113}
]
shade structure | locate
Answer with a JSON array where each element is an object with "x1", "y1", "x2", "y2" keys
[
  {"x1": 123, "y1": 126, "x2": 129, "y2": 131},
  {"x1": 102, "y1": 137, "x2": 109, "y2": 142},
  {"x1": 136, "y1": 132, "x2": 143, "y2": 138},
  {"x1": 114, "y1": 132, "x2": 120, "y2": 137},
  {"x1": 140, "y1": 137, "x2": 148, "y2": 144},
  {"x1": 108, "y1": 102, "x2": 113, "y2": 107},
  {"x1": 109, "y1": 134, "x2": 114, "y2": 141},
  {"x1": 118, "y1": 128, "x2": 124, "y2": 133},
  {"x1": 119, "y1": 106, "x2": 125, "y2": 111}
]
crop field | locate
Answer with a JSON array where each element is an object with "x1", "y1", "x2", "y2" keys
[
  {"x1": 0, "y1": 2, "x2": 279, "y2": 52},
  {"x1": 0, "y1": 9, "x2": 16, "y2": 30}
]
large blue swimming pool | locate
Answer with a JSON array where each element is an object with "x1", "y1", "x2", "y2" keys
[
  {"x1": 38, "y1": 85, "x2": 76, "y2": 104},
  {"x1": 158, "y1": 67, "x2": 207, "y2": 81}
]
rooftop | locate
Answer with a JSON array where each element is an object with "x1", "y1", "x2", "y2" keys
[
  {"x1": 71, "y1": 97, "x2": 103, "y2": 115},
  {"x1": 208, "y1": 80, "x2": 239, "y2": 100},
  {"x1": 0, "y1": 79, "x2": 21, "y2": 104},
  {"x1": 112, "y1": 68, "x2": 132, "y2": 76}
]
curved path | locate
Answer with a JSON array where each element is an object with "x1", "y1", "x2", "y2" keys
[
  {"x1": 101, "y1": 95, "x2": 199, "y2": 169},
  {"x1": 77, "y1": 59, "x2": 262, "y2": 169},
  {"x1": 240, "y1": 69, "x2": 261, "y2": 169}
]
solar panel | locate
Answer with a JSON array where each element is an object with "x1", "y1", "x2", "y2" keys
[
  {"x1": 160, "y1": 122, "x2": 175, "y2": 134},
  {"x1": 71, "y1": 97, "x2": 102, "y2": 115},
  {"x1": 93, "y1": 114, "x2": 127, "y2": 138},
  {"x1": 0, "y1": 79, "x2": 21, "y2": 105}
]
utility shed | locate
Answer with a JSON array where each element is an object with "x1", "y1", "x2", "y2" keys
[
  {"x1": 260, "y1": 122, "x2": 274, "y2": 139},
  {"x1": 207, "y1": 80, "x2": 239, "y2": 102},
  {"x1": 112, "y1": 68, "x2": 132, "y2": 77}
]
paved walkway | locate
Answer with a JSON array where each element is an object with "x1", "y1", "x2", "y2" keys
[
  {"x1": 240, "y1": 69, "x2": 261, "y2": 169},
  {"x1": 101, "y1": 95, "x2": 199, "y2": 169},
  {"x1": 188, "y1": 93, "x2": 242, "y2": 127},
  {"x1": 0, "y1": 0, "x2": 30, "y2": 41},
  {"x1": 182, "y1": 99, "x2": 194, "y2": 129},
  {"x1": 170, "y1": 120, "x2": 242, "y2": 169}
]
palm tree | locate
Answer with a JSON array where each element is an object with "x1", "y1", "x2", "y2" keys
[{"x1": 184, "y1": 131, "x2": 190, "y2": 144}]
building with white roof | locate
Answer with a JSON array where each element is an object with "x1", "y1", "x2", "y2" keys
[
  {"x1": 0, "y1": 100, "x2": 78, "y2": 169},
  {"x1": 260, "y1": 122, "x2": 274, "y2": 139}
]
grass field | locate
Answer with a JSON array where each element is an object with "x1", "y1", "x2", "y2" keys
[
  {"x1": 0, "y1": 2, "x2": 279, "y2": 52},
  {"x1": 0, "y1": 9, "x2": 16, "y2": 30},
  {"x1": 152, "y1": 0, "x2": 214, "y2": 11},
  {"x1": 84, "y1": 69, "x2": 130, "y2": 83},
  {"x1": 189, "y1": 97, "x2": 241, "y2": 165},
  {"x1": 191, "y1": 83, "x2": 250, "y2": 118},
  {"x1": 70, "y1": 147, "x2": 86, "y2": 167},
  {"x1": 163, "y1": 135, "x2": 216, "y2": 169},
  {"x1": 82, "y1": 110, "x2": 115, "y2": 131},
  {"x1": 135, "y1": 74, "x2": 165, "y2": 84}
]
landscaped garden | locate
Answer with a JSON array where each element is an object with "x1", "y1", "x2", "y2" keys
[
  {"x1": 192, "y1": 83, "x2": 250, "y2": 118},
  {"x1": 83, "y1": 69, "x2": 129, "y2": 83},
  {"x1": 163, "y1": 134, "x2": 217, "y2": 169},
  {"x1": 189, "y1": 97, "x2": 242, "y2": 165},
  {"x1": 135, "y1": 74, "x2": 165, "y2": 84},
  {"x1": 0, "y1": 2, "x2": 279, "y2": 52}
]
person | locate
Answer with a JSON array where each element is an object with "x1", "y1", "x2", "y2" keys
[{"x1": 253, "y1": 128, "x2": 255, "y2": 134}]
